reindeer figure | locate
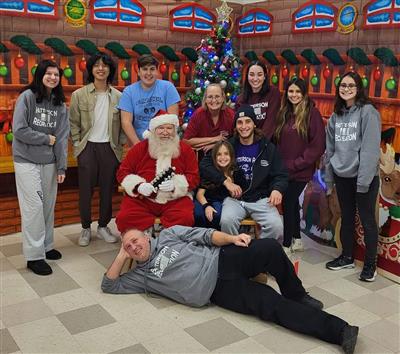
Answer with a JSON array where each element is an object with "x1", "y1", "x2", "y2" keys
[{"x1": 380, "y1": 144, "x2": 400, "y2": 206}]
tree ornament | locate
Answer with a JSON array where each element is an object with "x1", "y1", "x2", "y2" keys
[
  {"x1": 271, "y1": 73, "x2": 278, "y2": 85},
  {"x1": 310, "y1": 74, "x2": 319, "y2": 86},
  {"x1": 182, "y1": 63, "x2": 191, "y2": 75},
  {"x1": 282, "y1": 66, "x2": 288, "y2": 78},
  {"x1": 50, "y1": 55, "x2": 55, "y2": 60},
  {"x1": 362, "y1": 76, "x2": 369, "y2": 88},
  {"x1": 6, "y1": 131, "x2": 13, "y2": 143},
  {"x1": 0, "y1": 63, "x2": 8, "y2": 77},
  {"x1": 301, "y1": 66, "x2": 309, "y2": 78},
  {"x1": 213, "y1": 55, "x2": 219, "y2": 61},
  {"x1": 31, "y1": 64, "x2": 38, "y2": 76},
  {"x1": 334, "y1": 75, "x2": 341, "y2": 87},
  {"x1": 120, "y1": 67, "x2": 129, "y2": 80},
  {"x1": 373, "y1": 67, "x2": 381, "y2": 81},
  {"x1": 226, "y1": 92, "x2": 231, "y2": 98},
  {"x1": 322, "y1": 66, "x2": 331, "y2": 79},
  {"x1": 63, "y1": 65, "x2": 73, "y2": 78},
  {"x1": 204, "y1": 80, "x2": 210, "y2": 87},
  {"x1": 159, "y1": 62, "x2": 167, "y2": 74},
  {"x1": 219, "y1": 64, "x2": 226, "y2": 72},
  {"x1": 219, "y1": 79, "x2": 227, "y2": 88},
  {"x1": 171, "y1": 70, "x2": 179, "y2": 81},
  {"x1": 181, "y1": 123, "x2": 188, "y2": 131},
  {"x1": 14, "y1": 54, "x2": 25, "y2": 69},
  {"x1": 195, "y1": 87, "x2": 202, "y2": 95},
  {"x1": 79, "y1": 57, "x2": 86, "y2": 72},
  {"x1": 385, "y1": 77, "x2": 396, "y2": 91}
]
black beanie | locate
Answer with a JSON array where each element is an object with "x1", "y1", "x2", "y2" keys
[{"x1": 234, "y1": 105, "x2": 257, "y2": 124}]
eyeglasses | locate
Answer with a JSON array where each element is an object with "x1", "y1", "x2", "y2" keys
[
  {"x1": 339, "y1": 83, "x2": 357, "y2": 90},
  {"x1": 206, "y1": 95, "x2": 222, "y2": 101}
]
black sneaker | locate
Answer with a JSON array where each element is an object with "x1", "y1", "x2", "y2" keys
[
  {"x1": 45, "y1": 249, "x2": 62, "y2": 260},
  {"x1": 341, "y1": 324, "x2": 359, "y2": 354},
  {"x1": 27, "y1": 260, "x2": 52, "y2": 276},
  {"x1": 359, "y1": 263, "x2": 377, "y2": 282},
  {"x1": 326, "y1": 255, "x2": 355, "y2": 270},
  {"x1": 298, "y1": 293, "x2": 324, "y2": 310}
]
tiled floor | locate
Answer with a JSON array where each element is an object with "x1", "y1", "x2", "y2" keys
[{"x1": 1, "y1": 220, "x2": 399, "y2": 354}]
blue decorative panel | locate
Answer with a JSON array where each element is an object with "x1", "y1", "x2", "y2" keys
[
  {"x1": 170, "y1": 3, "x2": 215, "y2": 33},
  {"x1": 292, "y1": 1, "x2": 337, "y2": 33},
  {"x1": 0, "y1": 0, "x2": 57, "y2": 17},
  {"x1": 364, "y1": 0, "x2": 400, "y2": 28},
  {"x1": 91, "y1": 0, "x2": 145, "y2": 27},
  {"x1": 237, "y1": 8, "x2": 273, "y2": 36}
]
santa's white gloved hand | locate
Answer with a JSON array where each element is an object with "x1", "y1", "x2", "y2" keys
[
  {"x1": 137, "y1": 183, "x2": 155, "y2": 196},
  {"x1": 158, "y1": 179, "x2": 175, "y2": 192}
]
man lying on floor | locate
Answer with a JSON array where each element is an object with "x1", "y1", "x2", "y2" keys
[{"x1": 101, "y1": 226, "x2": 358, "y2": 354}]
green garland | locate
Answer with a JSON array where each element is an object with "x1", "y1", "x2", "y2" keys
[
  {"x1": 245, "y1": 51, "x2": 258, "y2": 62},
  {"x1": 157, "y1": 45, "x2": 180, "y2": 61},
  {"x1": 132, "y1": 44, "x2": 151, "y2": 55},
  {"x1": 374, "y1": 47, "x2": 398, "y2": 67},
  {"x1": 301, "y1": 49, "x2": 321, "y2": 65},
  {"x1": 347, "y1": 47, "x2": 371, "y2": 65},
  {"x1": 181, "y1": 47, "x2": 198, "y2": 63},
  {"x1": 262, "y1": 51, "x2": 279, "y2": 65},
  {"x1": 76, "y1": 39, "x2": 99, "y2": 55},
  {"x1": 0, "y1": 42, "x2": 9, "y2": 53},
  {"x1": 11, "y1": 35, "x2": 42, "y2": 54},
  {"x1": 322, "y1": 48, "x2": 345, "y2": 65},
  {"x1": 44, "y1": 38, "x2": 73, "y2": 56},
  {"x1": 105, "y1": 42, "x2": 131, "y2": 59},
  {"x1": 281, "y1": 49, "x2": 299, "y2": 65}
]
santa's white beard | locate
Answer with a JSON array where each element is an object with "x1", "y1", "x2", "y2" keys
[{"x1": 148, "y1": 132, "x2": 180, "y2": 160}]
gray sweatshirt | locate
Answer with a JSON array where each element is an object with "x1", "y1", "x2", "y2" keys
[
  {"x1": 325, "y1": 104, "x2": 381, "y2": 193},
  {"x1": 12, "y1": 89, "x2": 70, "y2": 174},
  {"x1": 101, "y1": 226, "x2": 220, "y2": 307}
]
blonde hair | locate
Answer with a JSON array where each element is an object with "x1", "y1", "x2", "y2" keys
[{"x1": 201, "y1": 83, "x2": 227, "y2": 111}]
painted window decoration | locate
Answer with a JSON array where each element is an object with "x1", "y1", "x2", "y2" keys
[
  {"x1": 90, "y1": 0, "x2": 145, "y2": 28},
  {"x1": 363, "y1": 0, "x2": 400, "y2": 29},
  {"x1": 237, "y1": 8, "x2": 273, "y2": 37},
  {"x1": 170, "y1": 3, "x2": 215, "y2": 33},
  {"x1": 0, "y1": 0, "x2": 58, "y2": 18},
  {"x1": 292, "y1": 0, "x2": 337, "y2": 33}
]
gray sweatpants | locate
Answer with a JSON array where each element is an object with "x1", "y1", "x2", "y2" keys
[
  {"x1": 220, "y1": 197, "x2": 283, "y2": 240},
  {"x1": 14, "y1": 162, "x2": 57, "y2": 261}
]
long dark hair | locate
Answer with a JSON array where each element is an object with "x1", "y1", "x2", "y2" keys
[
  {"x1": 275, "y1": 78, "x2": 312, "y2": 142},
  {"x1": 86, "y1": 52, "x2": 116, "y2": 84},
  {"x1": 241, "y1": 61, "x2": 270, "y2": 103},
  {"x1": 211, "y1": 141, "x2": 237, "y2": 179},
  {"x1": 22, "y1": 59, "x2": 65, "y2": 106},
  {"x1": 334, "y1": 71, "x2": 372, "y2": 115}
]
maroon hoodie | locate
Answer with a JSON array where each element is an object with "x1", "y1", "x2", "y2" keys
[
  {"x1": 276, "y1": 106, "x2": 326, "y2": 182},
  {"x1": 237, "y1": 86, "x2": 281, "y2": 139}
]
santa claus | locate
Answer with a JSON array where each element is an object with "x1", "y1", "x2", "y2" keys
[{"x1": 116, "y1": 111, "x2": 199, "y2": 233}]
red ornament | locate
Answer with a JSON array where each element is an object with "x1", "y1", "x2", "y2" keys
[
  {"x1": 182, "y1": 62, "x2": 191, "y2": 75},
  {"x1": 282, "y1": 66, "x2": 288, "y2": 78},
  {"x1": 301, "y1": 66, "x2": 309, "y2": 78},
  {"x1": 14, "y1": 54, "x2": 25, "y2": 69},
  {"x1": 79, "y1": 57, "x2": 86, "y2": 72},
  {"x1": 322, "y1": 66, "x2": 331, "y2": 79},
  {"x1": 373, "y1": 67, "x2": 382, "y2": 81},
  {"x1": 159, "y1": 62, "x2": 167, "y2": 74}
]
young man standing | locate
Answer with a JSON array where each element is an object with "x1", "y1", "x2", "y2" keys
[
  {"x1": 119, "y1": 54, "x2": 181, "y2": 146},
  {"x1": 200, "y1": 105, "x2": 288, "y2": 239},
  {"x1": 70, "y1": 53, "x2": 124, "y2": 246}
]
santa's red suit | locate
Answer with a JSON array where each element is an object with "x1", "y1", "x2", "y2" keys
[{"x1": 116, "y1": 139, "x2": 199, "y2": 232}]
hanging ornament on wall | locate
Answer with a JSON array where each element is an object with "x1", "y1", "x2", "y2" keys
[
  {"x1": 0, "y1": 63, "x2": 9, "y2": 77},
  {"x1": 31, "y1": 64, "x2": 38, "y2": 76},
  {"x1": 159, "y1": 62, "x2": 167, "y2": 74},
  {"x1": 14, "y1": 54, "x2": 25, "y2": 69},
  {"x1": 301, "y1": 66, "x2": 309, "y2": 78},
  {"x1": 282, "y1": 66, "x2": 288, "y2": 78},
  {"x1": 182, "y1": 62, "x2": 191, "y2": 75},
  {"x1": 6, "y1": 131, "x2": 13, "y2": 143},
  {"x1": 310, "y1": 74, "x2": 319, "y2": 86},
  {"x1": 171, "y1": 70, "x2": 179, "y2": 82},
  {"x1": 362, "y1": 76, "x2": 369, "y2": 88},
  {"x1": 63, "y1": 65, "x2": 73, "y2": 78},
  {"x1": 271, "y1": 73, "x2": 278, "y2": 85},
  {"x1": 120, "y1": 67, "x2": 129, "y2": 80},
  {"x1": 291, "y1": 74, "x2": 298, "y2": 81},
  {"x1": 334, "y1": 75, "x2": 341, "y2": 87},
  {"x1": 373, "y1": 67, "x2": 382, "y2": 81},
  {"x1": 79, "y1": 57, "x2": 86, "y2": 72},
  {"x1": 322, "y1": 66, "x2": 331, "y2": 79},
  {"x1": 50, "y1": 55, "x2": 55, "y2": 61},
  {"x1": 385, "y1": 77, "x2": 397, "y2": 91}
]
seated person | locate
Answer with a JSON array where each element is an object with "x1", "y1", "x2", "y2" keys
[
  {"x1": 200, "y1": 105, "x2": 288, "y2": 239},
  {"x1": 116, "y1": 111, "x2": 199, "y2": 233},
  {"x1": 194, "y1": 141, "x2": 246, "y2": 229},
  {"x1": 102, "y1": 225, "x2": 359, "y2": 354},
  {"x1": 183, "y1": 83, "x2": 234, "y2": 157}
]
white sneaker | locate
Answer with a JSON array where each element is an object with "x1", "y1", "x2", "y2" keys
[
  {"x1": 292, "y1": 238, "x2": 304, "y2": 252},
  {"x1": 283, "y1": 246, "x2": 292, "y2": 256},
  {"x1": 97, "y1": 226, "x2": 118, "y2": 243},
  {"x1": 79, "y1": 228, "x2": 91, "y2": 247}
]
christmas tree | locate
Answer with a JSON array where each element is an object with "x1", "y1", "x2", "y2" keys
[{"x1": 182, "y1": 1, "x2": 242, "y2": 127}]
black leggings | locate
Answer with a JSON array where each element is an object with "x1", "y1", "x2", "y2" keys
[{"x1": 211, "y1": 239, "x2": 347, "y2": 345}]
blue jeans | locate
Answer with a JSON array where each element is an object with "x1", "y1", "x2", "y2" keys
[{"x1": 194, "y1": 200, "x2": 223, "y2": 229}]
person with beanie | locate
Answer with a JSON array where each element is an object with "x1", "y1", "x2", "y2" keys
[{"x1": 116, "y1": 111, "x2": 199, "y2": 233}]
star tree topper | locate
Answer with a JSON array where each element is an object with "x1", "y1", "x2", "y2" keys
[{"x1": 216, "y1": 0, "x2": 233, "y2": 22}]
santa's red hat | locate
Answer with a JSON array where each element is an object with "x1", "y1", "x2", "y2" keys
[{"x1": 143, "y1": 110, "x2": 179, "y2": 139}]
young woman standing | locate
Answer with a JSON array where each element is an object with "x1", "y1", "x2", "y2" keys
[
  {"x1": 12, "y1": 60, "x2": 69, "y2": 275},
  {"x1": 325, "y1": 71, "x2": 381, "y2": 282},
  {"x1": 274, "y1": 78, "x2": 325, "y2": 254}
]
